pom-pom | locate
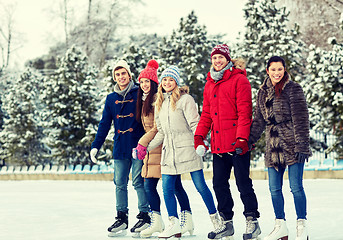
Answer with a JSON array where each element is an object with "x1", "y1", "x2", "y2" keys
[{"x1": 147, "y1": 59, "x2": 159, "y2": 70}]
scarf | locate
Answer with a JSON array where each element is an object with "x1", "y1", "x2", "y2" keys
[
  {"x1": 210, "y1": 61, "x2": 234, "y2": 81},
  {"x1": 142, "y1": 92, "x2": 149, "y2": 101},
  {"x1": 114, "y1": 81, "x2": 134, "y2": 99}
]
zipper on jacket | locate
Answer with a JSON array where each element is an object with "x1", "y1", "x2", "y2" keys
[{"x1": 167, "y1": 95, "x2": 177, "y2": 172}]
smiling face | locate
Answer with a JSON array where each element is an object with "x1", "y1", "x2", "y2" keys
[
  {"x1": 266, "y1": 61, "x2": 285, "y2": 86},
  {"x1": 114, "y1": 68, "x2": 131, "y2": 90},
  {"x1": 140, "y1": 78, "x2": 151, "y2": 94},
  {"x1": 211, "y1": 54, "x2": 229, "y2": 71},
  {"x1": 161, "y1": 76, "x2": 177, "y2": 93}
]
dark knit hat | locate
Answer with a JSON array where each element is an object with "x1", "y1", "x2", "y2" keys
[
  {"x1": 138, "y1": 59, "x2": 159, "y2": 84},
  {"x1": 211, "y1": 44, "x2": 231, "y2": 61}
]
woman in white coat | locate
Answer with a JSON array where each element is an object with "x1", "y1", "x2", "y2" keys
[{"x1": 137, "y1": 66, "x2": 221, "y2": 239}]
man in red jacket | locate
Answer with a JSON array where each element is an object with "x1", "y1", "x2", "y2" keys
[{"x1": 194, "y1": 44, "x2": 261, "y2": 240}]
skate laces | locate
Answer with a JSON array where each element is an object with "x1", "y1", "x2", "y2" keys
[
  {"x1": 180, "y1": 212, "x2": 187, "y2": 227},
  {"x1": 245, "y1": 217, "x2": 257, "y2": 233},
  {"x1": 296, "y1": 220, "x2": 305, "y2": 237},
  {"x1": 213, "y1": 220, "x2": 230, "y2": 233}
]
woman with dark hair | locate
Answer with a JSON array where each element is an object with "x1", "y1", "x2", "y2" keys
[
  {"x1": 133, "y1": 60, "x2": 192, "y2": 238},
  {"x1": 249, "y1": 56, "x2": 312, "y2": 240}
]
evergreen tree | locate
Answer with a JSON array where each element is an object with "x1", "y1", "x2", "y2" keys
[
  {"x1": 0, "y1": 69, "x2": 47, "y2": 166},
  {"x1": 158, "y1": 11, "x2": 217, "y2": 112},
  {"x1": 41, "y1": 46, "x2": 99, "y2": 165},
  {"x1": 122, "y1": 44, "x2": 151, "y2": 82},
  {"x1": 82, "y1": 60, "x2": 117, "y2": 163},
  {"x1": 240, "y1": 0, "x2": 304, "y2": 98},
  {"x1": 305, "y1": 38, "x2": 343, "y2": 156},
  {"x1": 239, "y1": 0, "x2": 305, "y2": 160}
]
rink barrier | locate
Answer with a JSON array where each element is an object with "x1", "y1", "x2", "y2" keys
[{"x1": 0, "y1": 162, "x2": 343, "y2": 180}]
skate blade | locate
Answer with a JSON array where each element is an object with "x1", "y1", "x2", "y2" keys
[
  {"x1": 158, "y1": 233, "x2": 182, "y2": 239},
  {"x1": 108, "y1": 229, "x2": 127, "y2": 237},
  {"x1": 222, "y1": 236, "x2": 234, "y2": 240},
  {"x1": 131, "y1": 232, "x2": 141, "y2": 238}
]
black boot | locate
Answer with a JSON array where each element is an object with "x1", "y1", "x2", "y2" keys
[
  {"x1": 130, "y1": 211, "x2": 151, "y2": 235},
  {"x1": 108, "y1": 211, "x2": 128, "y2": 236}
]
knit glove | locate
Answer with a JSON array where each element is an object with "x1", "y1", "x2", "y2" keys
[
  {"x1": 194, "y1": 135, "x2": 209, "y2": 157},
  {"x1": 295, "y1": 152, "x2": 309, "y2": 163},
  {"x1": 89, "y1": 148, "x2": 98, "y2": 164},
  {"x1": 231, "y1": 138, "x2": 249, "y2": 155},
  {"x1": 134, "y1": 143, "x2": 147, "y2": 160}
]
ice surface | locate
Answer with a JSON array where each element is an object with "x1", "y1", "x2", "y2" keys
[{"x1": 0, "y1": 179, "x2": 342, "y2": 240}]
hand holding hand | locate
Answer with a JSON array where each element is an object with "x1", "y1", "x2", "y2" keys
[
  {"x1": 90, "y1": 148, "x2": 98, "y2": 164},
  {"x1": 135, "y1": 143, "x2": 147, "y2": 160},
  {"x1": 194, "y1": 135, "x2": 209, "y2": 157},
  {"x1": 231, "y1": 138, "x2": 249, "y2": 155}
]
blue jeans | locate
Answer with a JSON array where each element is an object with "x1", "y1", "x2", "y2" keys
[
  {"x1": 268, "y1": 162, "x2": 307, "y2": 219},
  {"x1": 162, "y1": 169, "x2": 216, "y2": 217},
  {"x1": 113, "y1": 158, "x2": 149, "y2": 213},
  {"x1": 145, "y1": 177, "x2": 190, "y2": 213}
]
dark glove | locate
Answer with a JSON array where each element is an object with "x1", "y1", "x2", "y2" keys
[
  {"x1": 295, "y1": 152, "x2": 309, "y2": 163},
  {"x1": 232, "y1": 138, "x2": 249, "y2": 155},
  {"x1": 194, "y1": 135, "x2": 209, "y2": 151}
]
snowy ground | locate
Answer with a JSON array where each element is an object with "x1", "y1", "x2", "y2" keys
[{"x1": 0, "y1": 179, "x2": 342, "y2": 240}]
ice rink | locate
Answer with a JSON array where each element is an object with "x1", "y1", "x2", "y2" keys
[{"x1": 1, "y1": 178, "x2": 342, "y2": 240}]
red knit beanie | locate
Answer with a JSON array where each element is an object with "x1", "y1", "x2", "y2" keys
[
  {"x1": 211, "y1": 44, "x2": 231, "y2": 61},
  {"x1": 138, "y1": 59, "x2": 159, "y2": 84}
]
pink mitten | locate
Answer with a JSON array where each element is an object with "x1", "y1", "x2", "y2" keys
[{"x1": 136, "y1": 143, "x2": 147, "y2": 160}]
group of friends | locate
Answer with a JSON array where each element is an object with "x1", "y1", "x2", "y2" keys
[{"x1": 89, "y1": 44, "x2": 311, "y2": 240}]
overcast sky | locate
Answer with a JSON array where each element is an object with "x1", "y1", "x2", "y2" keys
[{"x1": 8, "y1": 0, "x2": 247, "y2": 68}]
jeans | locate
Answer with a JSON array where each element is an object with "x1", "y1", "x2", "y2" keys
[
  {"x1": 162, "y1": 174, "x2": 192, "y2": 218},
  {"x1": 162, "y1": 169, "x2": 216, "y2": 217},
  {"x1": 113, "y1": 158, "x2": 149, "y2": 213},
  {"x1": 268, "y1": 162, "x2": 307, "y2": 219},
  {"x1": 213, "y1": 152, "x2": 259, "y2": 220},
  {"x1": 145, "y1": 177, "x2": 190, "y2": 214},
  {"x1": 189, "y1": 169, "x2": 217, "y2": 214}
]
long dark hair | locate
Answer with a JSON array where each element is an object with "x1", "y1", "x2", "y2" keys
[
  {"x1": 136, "y1": 81, "x2": 158, "y2": 122},
  {"x1": 267, "y1": 56, "x2": 289, "y2": 97}
]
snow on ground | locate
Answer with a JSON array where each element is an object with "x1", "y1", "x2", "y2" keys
[{"x1": 0, "y1": 178, "x2": 342, "y2": 240}]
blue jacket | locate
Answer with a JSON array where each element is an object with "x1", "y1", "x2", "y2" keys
[{"x1": 91, "y1": 84, "x2": 144, "y2": 159}]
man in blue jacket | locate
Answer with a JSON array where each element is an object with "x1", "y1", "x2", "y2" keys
[{"x1": 90, "y1": 60, "x2": 149, "y2": 237}]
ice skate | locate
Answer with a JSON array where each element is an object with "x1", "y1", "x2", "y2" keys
[
  {"x1": 140, "y1": 211, "x2": 165, "y2": 238},
  {"x1": 158, "y1": 216, "x2": 181, "y2": 239},
  {"x1": 107, "y1": 211, "x2": 128, "y2": 237},
  {"x1": 295, "y1": 219, "x2": 309, "y2": 240},
  {"x1": 130, "y1": 211, "x2": 151, "y2": 238},
  {"x1": 208, "y1": 213, "x2": 234, "y2": 239},
  {"x1": 243, "y1": 216, "x2": 261, "y2": 240},
  {"x1": 263, "y1": 219, "x2": 288, "y2": 240},
  {"x1": 209, "y1": 212, "x2": 222, "y2": 230},
  {"x1": 180, "y1": 210, "x2": 194, "y2": 236}
]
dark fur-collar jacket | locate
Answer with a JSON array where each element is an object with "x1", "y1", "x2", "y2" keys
[{"x1": 249, "y1": 77, "x2": 312, "y2": 169}]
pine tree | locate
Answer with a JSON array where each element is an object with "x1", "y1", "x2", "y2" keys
[
  {"x1": 158, "y1": 11, "x2": 217, "y2": 112},
  {"x1": 305, "y1": 38, "x2": 343, "y2": 156},
  {"x1": 238, "y1": 0, "x2": 305, "y2": 160},
  {"x1": 0, "y1": 69, "x2": 47, "y2": 166},
  {"x1": 240, "y1": 0, "x2": 304, "y2": 98},
  {"x1": 41, "y1": 46, "x2": 99, "y2": 165},
  {"x1": 122, "y1": 44, "x2": 151, "y2": 82}
]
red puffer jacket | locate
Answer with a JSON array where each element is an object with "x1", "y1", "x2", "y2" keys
[{"x1": 195, "y1": 60, "x2": 252, "y2": 154}]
